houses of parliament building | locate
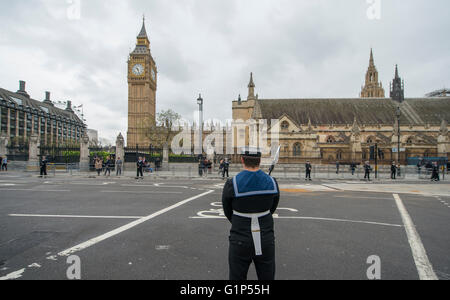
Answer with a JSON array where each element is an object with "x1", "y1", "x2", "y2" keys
[
  {"x1": 232, "y1": 50, "x2": 449, "y2": 164},
  {"x1": 126, "y1": 18, "x2": 449, "y2": 164}
]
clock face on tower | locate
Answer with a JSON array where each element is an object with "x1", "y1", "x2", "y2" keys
[{"x1": 132, "y1": 64, "x2": 144, "y2": 76}]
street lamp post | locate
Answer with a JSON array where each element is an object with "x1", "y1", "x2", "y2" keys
[
  {"x1": 396, "y1": 107, "x2": 401, "y2": 164},
  {"x1": 197, "y1": 94, "x2": 203, "y2": 157}
]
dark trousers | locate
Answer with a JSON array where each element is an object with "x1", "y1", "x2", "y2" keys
[
  {"x1": 2, "y1": 163, "x2": 7, "y2": 171},
  {"x1": 223, "y1": 169, "x2": 229, "y2": 178},
  {"x1": 391, "y1": 171, "x2": 396, "y2": 179},
  {"x1": 40, "y1": 167, "x2": 47, "y2": 176},
  {"x1": 365, "y1": 171, "x2": 370, "y2": 180},
  {"x1": 137, "y1": 167, "x2": 143, "y2": 177},
  {"x1": 229, "y1": 240, "x2": 275, "y2": 281},
  {"x1": 104, "y1": 168, "x2": 111, "y2": 176},
  {"x1": 96, "y1": 169, "x2": 102, "y2": 176},
  {"x1": 306, "y1": 170, "x2": 311, "y2": 179}
]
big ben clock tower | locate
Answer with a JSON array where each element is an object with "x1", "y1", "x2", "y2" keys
[{"x1": 127, "y1": 17, "x2": 157, "y2": 147}]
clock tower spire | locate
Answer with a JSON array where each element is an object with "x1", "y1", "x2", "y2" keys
[{"x1": 127, "y1": 17, "x2": 157, "y2": 147}]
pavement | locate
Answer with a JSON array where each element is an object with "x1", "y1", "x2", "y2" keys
[{"x1": 0, "y1": 172, "x2": 449, "y2": 280}]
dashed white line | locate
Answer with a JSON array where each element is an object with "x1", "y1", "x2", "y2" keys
[{"x1": 393, "y1": 194, "x2": 438, "y2": 280}]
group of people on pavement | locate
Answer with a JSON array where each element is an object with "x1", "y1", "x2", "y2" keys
[
  {"x1": 305, "y1": 160, "x2": 406, "y2": 181},
  {"x1": 198, "y1": 158, "x2": 213, "y2": 177},
  {"x1": 93, "y1": 156, "x2": 123, "y2": 177},
  {"x1": 0, "y1": 156, "x2": 7, "y2": 171}
]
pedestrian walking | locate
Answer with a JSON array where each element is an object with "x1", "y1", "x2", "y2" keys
[
  {"x1": 116, "y1": 157, "x2": 123, "y2": 176},
  {"x1": 207, "y1": 159, "x2": 212, "y2": 175},
  {"x1": 222, "y1": 147, "x2": 280, "y2": 280},
  {"x1": 350, "y1": 162, "x2": 356, "y2": 176},
  {"x1": 305, "y1": 161, "x2": 312, "y2": 181},
  {"x1": 336, "y1": 161, "x2": 340, "y2": 174},
  {"x1": 95, "y1": 157, "x2": 103, "y2": 176},
  {"x1": 1, "y1": 156, "x2": 7, "y2": 171},
  {"x1": 431, "y1": 162, "x2": 440, "y2": 182},
  {"x1": 219, "y1": 159, "x2": 224, "y2": 176},
  {"x1": 104, "y1": 156, "x2": 112, "y2": 176},
  {"x1": 364, "y1": 161, "x2": 372, "y2": 181},
  {"x1": 417, "y1": 158, "x2": 423, "y2": 175},
  {"x1": 136, "y1": 157, "x2": 144, "y2": 179},
  {"x1": 391, "y1": 161, "x2": 397, "y2": 180},
  {"x1": 40, "y1": 156, "x2": 48, "y2": 178},
  {"x1": 198, "y1": 158, "x2": 204, "y2": 177}
]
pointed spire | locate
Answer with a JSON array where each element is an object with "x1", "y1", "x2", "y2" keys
[
  {"x1": 369, "y1": 48, "x2": 374, "y2": 65},
  {"x1": 138, "y1": 15, "x2": 148, "y2": 39},
  {"x1": 248, "y1": 72, "x2": 255, "y2": 88},
  {"x1": 395, "y1": 64, "x2": 399, "y2": 79},
  {"x1": 361, "y1": 48, "x2": 385, "y2": 98},
  {"x1": 247, "y1": 72, "x2": 256, "y2": 100},
  {"x1": 307, "y1": 118, "x2": 313, "y2": 133},
  {"x1": 352, "y1": 117, "x2": 360, "y2": 136}
]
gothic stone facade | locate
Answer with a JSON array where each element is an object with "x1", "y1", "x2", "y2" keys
[{"x1": 232, "y1": 71, "x2": 450, "y2": 165}]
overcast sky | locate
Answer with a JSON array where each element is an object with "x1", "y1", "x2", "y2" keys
[{"x1": 1, "y1": 0, "x2": 449, "y2": 144}]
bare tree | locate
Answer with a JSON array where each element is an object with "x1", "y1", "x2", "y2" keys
[{"x1": 140, "y1": 109, "x2": 182, "y2": 148}]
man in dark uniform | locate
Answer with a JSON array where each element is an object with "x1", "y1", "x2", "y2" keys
[
  {"x1": 364, "y1": 161, "x2": 372, "y2": 181},
  {"x1": 391, "y1": 161, "x2": 397, "y2": 180},
  {"x1": 223, "y1": 159, "x2": 230, "y2": 179},
  {"x1": 136, "y1": 157, "x2": 144, "y2": 179},
  {"x1": 305, "y1": 161, "x2": 312, "y2": 181},
  {"x1": 222, "y1": 147, "x2": 280, "y2": 280},
  {"x1": 431, "y1": 162, "x2": 440, "y2": 182},
  {"x1": 40, "y1": 156, "x2": 48, "y2": 178}
]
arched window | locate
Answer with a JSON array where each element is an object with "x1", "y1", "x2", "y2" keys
[
  {"x1": 293, "y1": 143, "x2": 301, "y2": 157},
  {"x1": 336, "y1": 151, "x2": 343, "y2": 160},
  {"x1": 283, "y1": 143, "x2": 289, "y2": 153},
  {"x1": 281, "y1": 121, "x2": 289, "y2": 131},
  {"x1": 378, "y1": 150, "x2": 385, "y2": 160}
]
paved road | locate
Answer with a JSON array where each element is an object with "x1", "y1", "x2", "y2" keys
[{"x1": 0, "y1": 174, "x2": 449, "y2": 280}]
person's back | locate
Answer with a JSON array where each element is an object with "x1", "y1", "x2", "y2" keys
[
  {"x1": 95, "y1": 159, "x2": 102, "y2": 169},
  {"x1": 222, "y1": 147, "x2": 279, "y2": 280}
]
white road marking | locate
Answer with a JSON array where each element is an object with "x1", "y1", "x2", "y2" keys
[
  {"x1": 274, "y1": 216, "x2": 403, "y2": 227},
  {"x1": 0, "y1": 189, "x2": 70, "y2": 192},
  {"x1": 334, "y1": 196, "x2": 393, "y2": 200},
  {"x1": 321, "y1": 184, "x2": 343, "y2": 191},
  {"x1": 9, "y1": 214, "x2": 143, "y2": 219},
  {"x1": 0, "y1": 268, "x2": 25, "y2": 280},
  {"x1": 100, "y1": 190, "x2": 183, "y2": 194},
  {"x1": 393, "y1": 194, "x2": 438, "y2": 280},
  {"x1": 57, "y1": 190, "x2": 214, "y2": 257},
  {"x1": 190, "y1": 215, "x2": 402, "y2": 227}
]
